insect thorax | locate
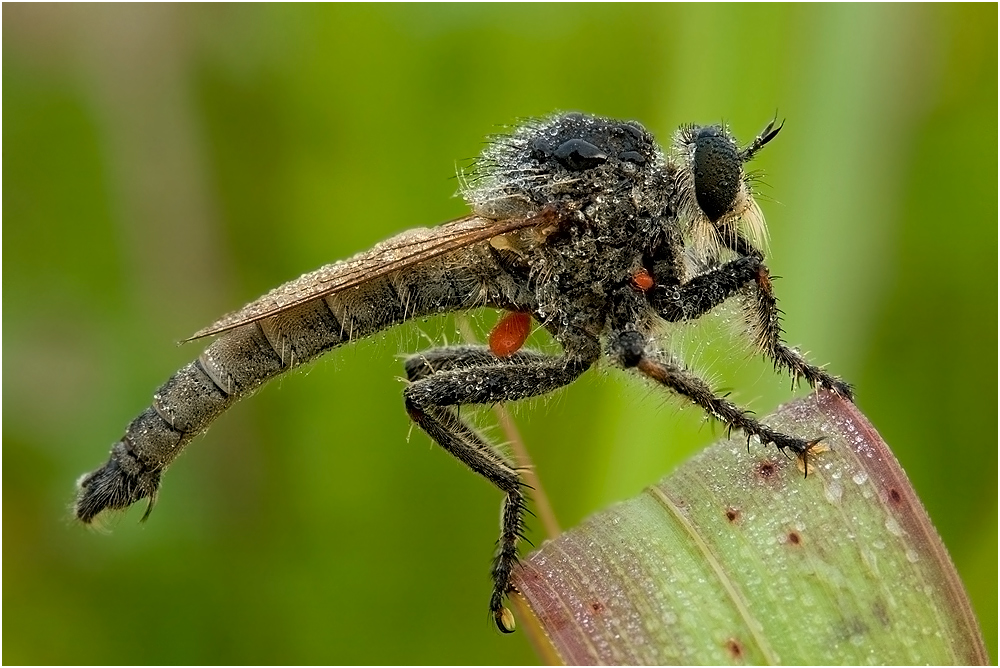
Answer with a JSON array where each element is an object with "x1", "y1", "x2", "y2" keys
[
  {"x1": 463, "y1": 113, "x2": 679, "y2": 344},
  {"x1": 462, "y1": 113, "x2": 671, "y2": 220}
]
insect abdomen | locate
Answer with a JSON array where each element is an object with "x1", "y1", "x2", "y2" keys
[
  {"x1": 75, "y1": 322, "x2": 293, "y2": 523},
  {"x1": 75, "y1": 256, "x2": 511, "y2": 524}
]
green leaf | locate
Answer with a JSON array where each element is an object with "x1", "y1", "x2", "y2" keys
[{"x1": 512, "y1": 391, "x2": 987, "y2": 665}]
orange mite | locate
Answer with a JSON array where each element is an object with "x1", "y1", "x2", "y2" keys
[
  {"x1": 630, "y1": 268, "x2": 655, "y2": 292},
  {"x1": 489, "y1": 311, "x2": 532, "y2": 357}
]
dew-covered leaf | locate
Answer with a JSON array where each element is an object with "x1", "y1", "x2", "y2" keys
[{"x1": 512, "y1": 391, "x2": 987, "y2": 665}]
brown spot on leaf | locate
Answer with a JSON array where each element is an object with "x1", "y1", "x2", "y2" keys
[
  {"x1": 725, "y1": 507, "x2": 740, "y2": 523},
  {"x1": 888, "y1": 487, "x2": 902, "y2": 505},
  {"x1": 545, "y1": 608, "x2": 571, "y2": 632},
  {"x1": 873, "y1": 598, "x2": 890, "y2": 627},
  {"x1": 518, "y1": 568, "x2": 541, "y2": 585},
  {"x1": 725, "y1": 638, "x2": 744, "y2": 659},
  {"x1": 589, "y1": 600, "x2": 605, "y2": 614},
  {"x1": 834, "y1": 616, "x2": 870, "y2": 643},
  {"x1": 757, "y1": 460, "x2": 777, "y2": 478},
  {"x1": 787, "y1": 531, "x2": 802, "y2": 545}
]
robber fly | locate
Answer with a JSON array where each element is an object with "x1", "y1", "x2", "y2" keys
[{"x1": 75, "y1": 112, "x2": 852, "y2": 633}]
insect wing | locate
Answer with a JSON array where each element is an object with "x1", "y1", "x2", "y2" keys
[{"x1": 186, "y1": 211, "x2": 555, "y2": 340}]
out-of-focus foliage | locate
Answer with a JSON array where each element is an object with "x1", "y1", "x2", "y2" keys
[{"x1": 3, "y1": 5, "x2": 995, "y2": 664}]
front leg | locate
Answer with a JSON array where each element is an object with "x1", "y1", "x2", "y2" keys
[
  {"x1": 402, "y1": 345, "x2": 595, "y2": 632},
  {"x1": 743, "y1": 263, "x2": 853, "y2": 399},
  {"x1": 650, "y1": 254, "x2": 852, "y2": 400},
  {"x1": 651, "y1": 254, "x2": 763, "y2": 323}
]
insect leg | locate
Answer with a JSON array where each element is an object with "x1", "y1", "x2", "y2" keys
[
  {"x1": 402, "y1": 346, "x2": 595, "y2": 633},
  {"x1": 711, "y1": 233, "x2": 854, "y2": 400},
  {"x1": 610, "y1": 330, "x2": 822, "y2": 458},
  {"x1": 650, "y1": 254, "x2": 852, "y2": 400},
  {"x1": 652, "y1": 255, "x2": 763, "y2": 322},
  {"x1": 742, "y1": 263, "x2": 854, "y2": 399},
  {"x1": 404, "y1": 345, "x2": 551, "y2": 381}
]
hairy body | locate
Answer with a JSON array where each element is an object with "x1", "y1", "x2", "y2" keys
[{"x1": 76, "y1": 112, "x2": 851, "y2": 632}]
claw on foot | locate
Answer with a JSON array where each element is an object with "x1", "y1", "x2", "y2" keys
[
  {"x1": 825, "y1": 379, "x2": 855, "y2": 402},
  {"x1": 796, "y1": 437, "x2": 830, "y2": 476}
]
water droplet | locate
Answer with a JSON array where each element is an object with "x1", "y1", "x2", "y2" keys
[{"x1": 852, "y1": 471, "x2": 868, "y2": 485}]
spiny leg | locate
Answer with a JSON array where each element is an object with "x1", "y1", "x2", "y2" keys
[
  {"x1": 404, "y1": 402, "x2": 526, "y2": 632},
  {"x1": 404, "y1": 345, "x2": 551, "y2": 381},
  {"x1": 651, "y1": 254, "x2": 764, "y2": 323},
  {"x1": 743, "y1": 263, "x2": 853, "y2": 399},
  {"x1": 611, "y1": 330, "x2": 823, "y2": 469},
  {"x1": 650, "y1": 250, "x2": 852, "y2": 400},
  {"x1": 711, "y1": 231, "x2": 854, "y2": 400},
  {"x1": 403, "y1": 345, "x2": 595, "y2": 632}
]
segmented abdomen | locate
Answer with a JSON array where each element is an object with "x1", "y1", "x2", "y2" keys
[{"x1": 75, "y1": 248, "x2": 522, "y2": 523}]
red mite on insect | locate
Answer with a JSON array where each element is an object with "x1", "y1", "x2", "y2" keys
[
  {"x1": 489, "y1": 312, "x2": 533, "y2": 357},
  {"x1": 630, "y1": 268, "x2": 655, "y2": 292}
]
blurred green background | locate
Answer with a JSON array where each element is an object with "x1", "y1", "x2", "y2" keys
[{"x1": 4, "y1": 4, "x2": 996, "y2": 664}]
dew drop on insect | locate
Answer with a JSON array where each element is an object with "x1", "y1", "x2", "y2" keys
[{"x1": 497, "y1": 606, "x2": 516, "y2": 633}]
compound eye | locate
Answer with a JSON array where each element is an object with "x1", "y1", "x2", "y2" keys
[
  {"x1": 693, "y1": 127, "x2": 741, "y2": 222},
  {"x1": 554, "y1": 138, "x2": 608, "y2": 171}
]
